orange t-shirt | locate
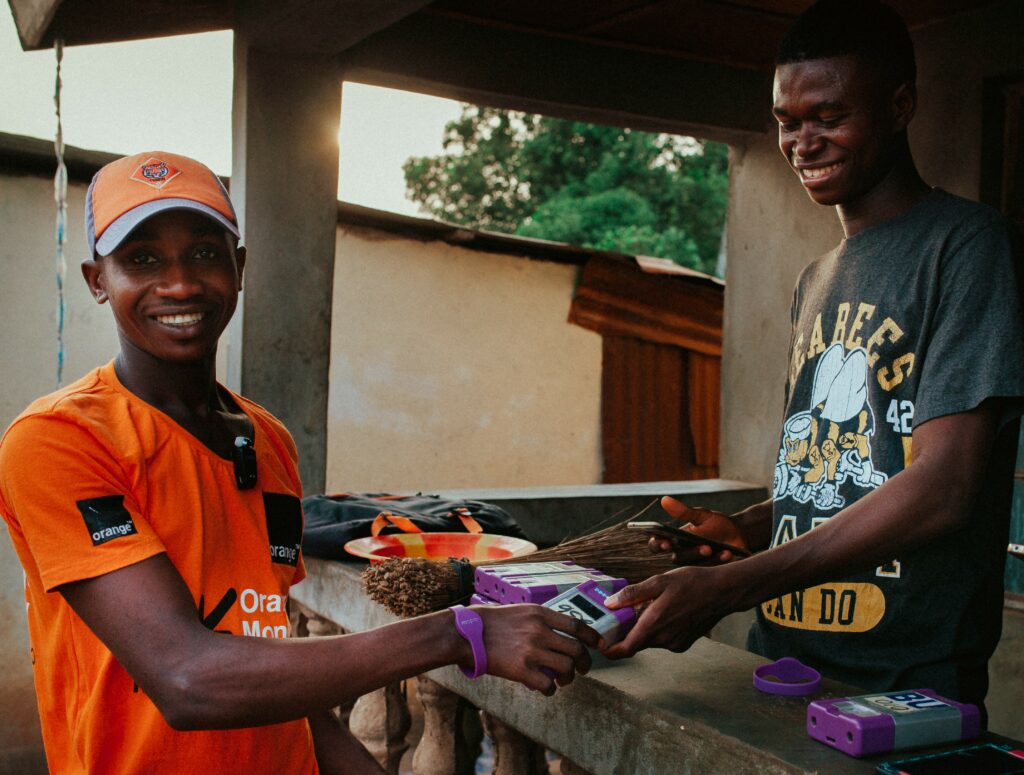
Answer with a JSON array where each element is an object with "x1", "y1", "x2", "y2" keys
[{"x1": 0, "y1": 362, "x2": 318, "y2": 774}]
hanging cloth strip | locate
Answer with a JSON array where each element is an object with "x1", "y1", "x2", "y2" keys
[{"x1": 53, "y1": 38, "x2": 68, "y2": 388}]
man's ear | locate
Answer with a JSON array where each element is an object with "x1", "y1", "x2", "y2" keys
[
  {"x1": 235, "y1": 245, "x2": 246, "y2": 291},
  {"x1": 891, "y1": 82, "x2": 917, "y2": 132},
  {"x1": 81, "y1": 259, "x2": 108, "y2": 304}
]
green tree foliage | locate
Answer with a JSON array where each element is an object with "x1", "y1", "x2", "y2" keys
[{"x1": 403, "y1": 106, "x2": 729, "y2": 275}]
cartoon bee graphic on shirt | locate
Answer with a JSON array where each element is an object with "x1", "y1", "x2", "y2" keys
[{"x1": 774, "y1": 343, "x2": 888, "y2": 510}]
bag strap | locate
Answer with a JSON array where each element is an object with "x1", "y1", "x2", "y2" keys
[
  {"x1": 450, "y1": 507, "x2": 483, "y2": 534},
  {"x1": 327, "y1": 492, "x2": 410, "y2": 501},
  {"x1": 370, "y1": 512, "x2": 423, "y2": 536},
  {"x1": 369, "y1": 508, "x2": 484, "y2": 536}
]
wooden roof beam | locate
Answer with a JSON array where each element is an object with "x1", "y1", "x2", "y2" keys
[
  {"x1": 340, "y1": 12, "x2": 773, "y2": 143},
  {"x1": 237, "y1": 0, "x2": 433, "y2": 56},
  {"x1": 7, "y1": 0, "x2": 63, "y2": 48}
]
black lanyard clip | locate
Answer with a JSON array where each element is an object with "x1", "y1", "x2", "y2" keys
[{"x1": 232, "y1": 436, "x2": 258, "y2": 490}]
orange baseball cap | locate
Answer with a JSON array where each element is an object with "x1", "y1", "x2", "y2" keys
[{"x1": 86, "y1": 151, "x2": 239, "y2": 257}]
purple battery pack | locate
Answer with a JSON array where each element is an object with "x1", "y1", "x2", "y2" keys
[
  {"x1": 807, "y1": 689, "x2": 981, "y2": 758},
  {"x1": 469, "y1": 593, "x2": 500, "y2": 606},
  {"x1": 473, "y1": 562, "x2": 585, "y2": 601},
  {"x1": 495, "y1": 572, "x2": 626, "y2": 605}
]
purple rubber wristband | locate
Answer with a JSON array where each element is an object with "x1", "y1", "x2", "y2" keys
[
  {"x1": 451, "y1": 605, "x2": 487, "y2": 679},
  {"x1": 753, "y1": 657, "x2": 821, "y2": 696}
]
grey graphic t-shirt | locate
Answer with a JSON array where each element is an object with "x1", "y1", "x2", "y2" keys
[{"x1": 747, "y1": 190, "x2": 1024, "y2": 705}]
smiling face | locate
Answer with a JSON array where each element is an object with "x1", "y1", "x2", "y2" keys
[
  {"x1": 82, "y1": 210, "x2": 245, "y2": 364},
  {"x1": 773, "y1": 55, "x2": 909, "y2": 210}
]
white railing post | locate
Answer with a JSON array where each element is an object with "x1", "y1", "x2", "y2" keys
[
  {"x1": 412, "y1": 676, "x2": 482, "y2": 774},
  {"x1": 348, "y1": 682, "x2": 412, "y2": 774},
  {"x1": 560, "y1": 758, "x2": 596, "y2": 775},
  {"x1": 482, "y1": 712, "x2": 548, "y2": 774}
]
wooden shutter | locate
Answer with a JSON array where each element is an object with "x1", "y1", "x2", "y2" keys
[{"x1": 570, "y1": 255, "x2": 723, "y2": 483}]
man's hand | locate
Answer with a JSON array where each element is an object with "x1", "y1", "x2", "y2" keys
[
  {"x1": 601, "y1": 565, "x2": 737, "y2": 658},
  {"x1": 475, "y1": 605, "x2": 602, "y2": 695},
  {"x1": 650, "y1": 496, "x2": 749, "y2": 564}
]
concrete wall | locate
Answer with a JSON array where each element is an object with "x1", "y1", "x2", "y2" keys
[
  {"x1": 719, "y1": 139, "x2": 842, "y2": 485},
  {"x1": 719, "y1": 0, "x2": 1024, "y2": 485},
  {"x1": 0, "y1": 174, "x2": 121, "y2": 427},
  {"x1": 326, "y1": 224, "x2": 602, "y2": 492},
  {"x1": 912, "y1": 1, "x2": 1023, "y2": 203},
  {"x1": 0, "y1": 173, "x2": 120, "y2": 768}
]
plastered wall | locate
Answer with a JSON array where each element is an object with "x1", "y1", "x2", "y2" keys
[
  {"x1": 0, "y1": 175, "x2": 121, "y2": 425},
  {"x1": 720, "y1": 138, "x2": 842, "y2": 486},
  {"x1": 326, "y1": 225, "x2": 603, "y2": 492},
  {"x1": 0, "y1": 173, "x2": 120, "y2": 762}
]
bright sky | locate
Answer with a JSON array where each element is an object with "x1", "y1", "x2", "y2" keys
[{"x1": 0, "y1": 11, "x2": 462, "y2": 216}]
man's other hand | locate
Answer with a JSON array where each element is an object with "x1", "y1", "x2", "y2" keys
[{"x1": 650, "y1": 496, "x2": 748, "y2": 564}]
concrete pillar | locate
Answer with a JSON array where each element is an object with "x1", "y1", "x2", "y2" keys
[
  {"x1": 481, "y1": 712, "x2": 548, "y2": 775},
  {"x1": 230, "y1": 39, "x2": 341, "y2": 494},
  {"x1": 559, "y1": 759, "x2": 595, "y2": 775},
  {"x1": 349, "y1": 683, "x2": 412, "y2": 774},
  {"x1": 412, "y1": 676, "x2": 482, "y2": 775}
]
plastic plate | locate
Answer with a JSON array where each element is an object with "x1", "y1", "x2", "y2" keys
[{"x1": 344, "y1": 532, "x2": 537, "y2": 563}]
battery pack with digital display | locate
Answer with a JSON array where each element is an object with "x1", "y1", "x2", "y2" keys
[
  {"x1": 541, "y1": 579, "x2": 636, "y2": 646},
  {"x1": 807, "y1": 689, "x2": 981, "y2": 758}
]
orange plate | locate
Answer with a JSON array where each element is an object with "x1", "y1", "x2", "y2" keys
[{"x1": 344, "y1": 532, "x2": 537, "y2": 563}]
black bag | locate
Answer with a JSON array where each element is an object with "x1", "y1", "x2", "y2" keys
[{"x1": 301, "y1": 492, "x2": 528, "y2": 560}]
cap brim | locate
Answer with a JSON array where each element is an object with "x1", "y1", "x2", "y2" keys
[{"x1": 95, "y1": 198, "x2": 240, "y2": 256}]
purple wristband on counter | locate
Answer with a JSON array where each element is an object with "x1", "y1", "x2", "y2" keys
[{"x1": 753, "y1": 657, "x2": 821, "y2": 696}]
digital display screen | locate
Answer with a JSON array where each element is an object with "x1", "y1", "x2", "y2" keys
[{"x1": 569, "y1": 594, "x2": 605, "y2": 621}]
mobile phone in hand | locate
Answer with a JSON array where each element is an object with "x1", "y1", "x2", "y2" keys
[{"x1": 626, "y1": 521, "x2": 751, "y2": 558}]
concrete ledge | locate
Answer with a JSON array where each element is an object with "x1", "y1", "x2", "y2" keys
[
  {"x1": 292, "y1": 474, "x2": 1020, "y2": 772},
  {"x1": 293, "y1": 480, "x2": 1024, "y2": 769},
  {"x1": 428, "y1": 479, "x2": 767, "y2": 546},
  {"x1": 293, "y1": 558, "x2": 881, "y2": 774}
]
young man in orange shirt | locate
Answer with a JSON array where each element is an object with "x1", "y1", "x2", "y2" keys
[{"x1": 0, "y1": 152, "x2": 599, "y2": 774}]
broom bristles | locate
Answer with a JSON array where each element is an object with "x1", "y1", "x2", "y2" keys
[
  {"x1": 361, "y1": 514, "x2": 677, "y2": 617},
  {"x1": 363, "y1": 557, "x2": 470, "y2": 617}
]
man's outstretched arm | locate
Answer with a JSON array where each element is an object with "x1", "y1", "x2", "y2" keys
[
  {"x1": 60, "y1": 554, "x2": 600, "y2": 730},
  {"x1": 605, "y1": 399, "x2": 1003, "y2": 657}
]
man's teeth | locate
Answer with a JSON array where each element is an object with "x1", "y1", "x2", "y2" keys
[
  {"x1": 801, "y1": 163, "x2": 841, "y2": 180},
  {"x1": 156, "y1": 313, "x2": 204, "y2": 326}
]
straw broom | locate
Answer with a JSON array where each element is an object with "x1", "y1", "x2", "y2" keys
[{"x1": 362, "y1": 503, "x2": 682, "y2": 617}]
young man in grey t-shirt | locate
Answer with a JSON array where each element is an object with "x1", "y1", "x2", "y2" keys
[{"x1": 602, "y1": 0, "x2": 1024, "y2": 710}]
